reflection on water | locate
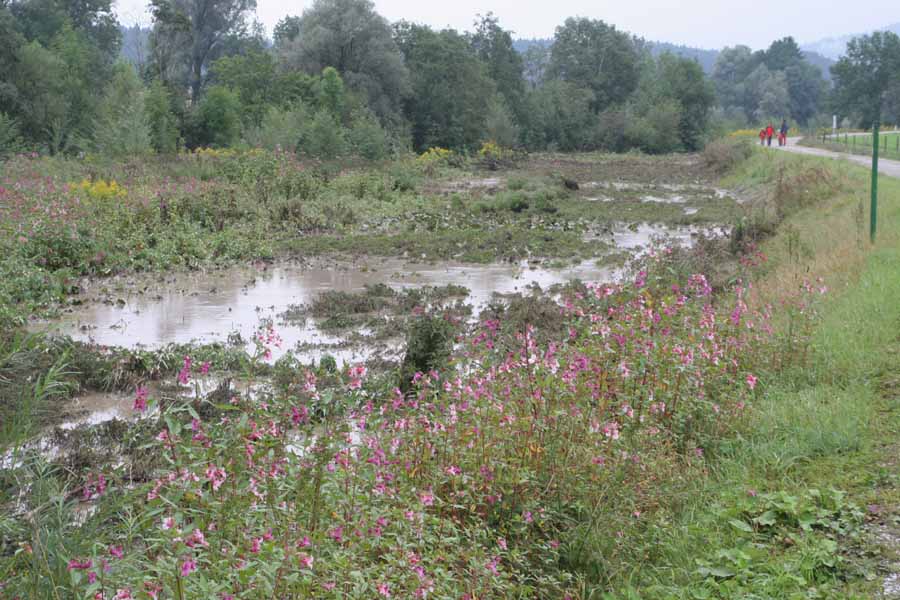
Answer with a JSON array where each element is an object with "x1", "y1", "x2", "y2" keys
[{"x1": 40, "y1": 258, "x2": 619, "y2": 362}]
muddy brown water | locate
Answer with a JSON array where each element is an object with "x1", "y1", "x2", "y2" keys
[{"x1": 40, "y1": 258, "x2": 620, "y2": 364}]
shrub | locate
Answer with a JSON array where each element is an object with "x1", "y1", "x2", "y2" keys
[
  {"x1": 92, "y1": 63, "x2": 152, "y2": 157},
  {"x1": 300, "y1": 109, "x2": 347, "y2": 159},
  {"x1": 247, "y1": 103, "x2": 310, "y2": 152},
  {"x1": 702, "y1": 138, "x2": 754, "y2": 174},
  {"x1": 0, "y1": 112, "x2": 23, "y2": 158},
  {"x1": 190, "y1": 86, "x2": 242, "y2": 148},
  {"x1": 347, "y1": 110, "x2": 390, "y2": 160},
  {"x1": 145, "y1": 81, "x2": 179, "y2": 154}
]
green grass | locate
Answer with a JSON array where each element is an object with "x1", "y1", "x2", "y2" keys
[
  {"x1": 602, "y1": 149, "x2": 900, "y2": 599},
  {"x1": 803, "y1": 131, "x2": 900, "y2": 161}
]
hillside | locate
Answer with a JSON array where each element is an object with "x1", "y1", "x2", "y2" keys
[{"x1": 802, "y1": 22, "x2": 900, "y2": 59}]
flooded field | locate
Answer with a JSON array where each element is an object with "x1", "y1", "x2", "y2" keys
[
  {"x1": 40, "y1": 258, "x2": 620, "y2": 363},
  {"x1": 38, "y1": 219, "x2": 720, "y2": 366}
]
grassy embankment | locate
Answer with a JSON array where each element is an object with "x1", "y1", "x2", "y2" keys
[
  {"x1": 800, "y1": 131, "x2": 900, "y2": 161},
  {"x1": 605, "y1": 149, "x2": 900, "y2": 598}
]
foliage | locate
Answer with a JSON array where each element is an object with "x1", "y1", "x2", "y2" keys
[
  {"x1": 190, "y1": 85, "x2": 242, "y2": 148},
  {"x1": 0, "y1": 111, "x2": 23, "y2": 157},
  {"x1": 547, "y1": 17, "x2": 640, "y2": 112},
  {"x1": 91, "y1": 62, "x2": 152, "y2": 156},
  {"x1": 831, "y1": 31, "x2": 900, "y2": 127},
  {"x1": 469, "y1": 13, "x2": 526, "y2": 122},
  {"x1": 522, "y1": 80, "x2": 595, "y2": 151},
  {"x1": 394, "y1": 22, "x2": 496, "y2": 151},
  {"x1": 279, "y1": 0, "x2": 409, "y2": 124},
  {"x1": 148, "y1": 0, "x2": 257, "y2": 99},
  {"x1": 301, "y1": 109, "x2": 347, "y2": 159},
  {"x1": 145, "y1": 79, "x2": 180, "y2": 153}
]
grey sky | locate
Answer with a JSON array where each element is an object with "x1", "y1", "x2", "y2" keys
[{"x1": 116, "y1": 0, "x2": 898, "y2": 50}]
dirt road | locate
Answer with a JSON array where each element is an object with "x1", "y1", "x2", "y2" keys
[{"x1": 778, "y1": 136, "x2": 900, "y2": 178}]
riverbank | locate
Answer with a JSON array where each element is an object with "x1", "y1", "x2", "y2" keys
[{"x1": 2, "y1": 145, "x2": 897, "y2": 598}]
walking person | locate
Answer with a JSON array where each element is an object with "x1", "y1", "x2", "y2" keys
[
  {"x1": 759, "y1": 128, "x2": 767, "y2": 146},
  {"x1": 779, "y1": 119, "x2": 789, "y2": 146},
  {"x1": 766, "y1": 123, "x2": 775, "y2": 147}
]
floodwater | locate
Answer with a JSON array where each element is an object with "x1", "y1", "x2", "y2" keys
[{"x1": 40, "y1": 258, "x2": 619, "y2": 363}]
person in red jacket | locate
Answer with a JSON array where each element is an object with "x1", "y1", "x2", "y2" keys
[
  {"x1": 759, "y1": 129, "x2": 767, "y2": 145},
  {"x1": 766, "y1": 124, "x2": 775, "y2": 147}
]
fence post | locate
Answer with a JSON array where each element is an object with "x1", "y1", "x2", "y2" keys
[{"x1": 871, "y1": 122, "x2": 879, "y2": 243}]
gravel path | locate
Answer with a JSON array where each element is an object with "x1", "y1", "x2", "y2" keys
[{"x1": 777, "y1": 136, "x2": 900, "y2": 178}]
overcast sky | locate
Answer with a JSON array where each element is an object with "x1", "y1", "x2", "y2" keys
[{"x1": 116, "y1": 0, "x2": 898, "y2": 50}]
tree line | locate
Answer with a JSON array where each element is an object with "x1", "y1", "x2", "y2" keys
[{"x1": 1, "y1": 0, "x2": 899, "y2": 159}]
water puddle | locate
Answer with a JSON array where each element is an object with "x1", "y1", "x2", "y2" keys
[
  {"x1": 39, "y1": 259, "x2": 618, "y2": 363},
  {"x1": 586, "y1": 223, "x2": 727, "y2": 253}
]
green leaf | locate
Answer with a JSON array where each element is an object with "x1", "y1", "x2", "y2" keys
[{"x1": 729, "y1": 519, "x2": 754, "y2": 533}]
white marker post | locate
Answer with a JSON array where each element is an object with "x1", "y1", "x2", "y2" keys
[{"x1": 833, "y1": 115, "x2": 837, "y2": 137}]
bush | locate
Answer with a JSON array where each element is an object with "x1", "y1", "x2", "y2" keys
[
  {"x1": 247, "y1": 103, "x2": 310, "y2": 152},
  {"x1": 190, "y1": 86, "x2": 242, "y2": 148},
  {"x1": 347, "y1": 110, "x2": 390, "y2": 160},
  {"x1": 145, "y1": 80, "x2": 179, "y2": 154},
  {"x1": 0, "y1": 112, "x2": 23, "y2": 158},
  {"x1": 702, "y1": 138, "x2": 754, "y2": 174},
  {"x1": 300, "y1": 109, "x2": 347, "y2": 159},
  {"x1": 92, "y1": 63, "x2": 152, "y2": 157}
]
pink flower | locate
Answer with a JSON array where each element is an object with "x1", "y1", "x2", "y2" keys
[
  {"x1": 205, "y1": 465, "x2": 227, "y2": 491},
  {"x1": 298, "y1": 554, "x2": 314, "y2": 569},
  {"x1": 200, "y1": 361, "x2": 210, "y2": 375},
  {"x1": 330, "y1": 526, "x2": 343, "y2": 543},
  {"x1": 177, "y1": 356, "x2": 192, "y2": 385},
  {"x1": 377, "y1": 582, "x2": 391, "y2": 598},
  {"x1": 180, "y1": 559, "x2": 197, "y2": 577},
  {"x1": 162, "y1": 517, "x2": 176, "y2": 530},
  {"x1": 133, "y1": 386, "x2": 149, "y2": 412},
  {"x1": 445, "y1": 465, "x2": 461, "y2": 476},
  {"x1": 186, "y1": 529, "x2": 208, "y2": 548},
  {"x1": 419, "y1": 491, "x2": 435, "y2": 507},
  {"x1": 250, "y1": 538, "x2": 262, "y2": 553},
  {"x1": 114, "y1": 589, "x2": 133, "y2": 599},
  {"x1": 497, "y1": 538, "x2": 507, "y2": 550},
  {"x1": 109, "y1": 545, "x2": 124, "y2": 559},
  {"x1": 746, "y1": 373, "x2": 758, "y2": 390},
  {"x1": 68, "y1": 558, "x2": 92, "y2": 571},
  {"x1": 523, "y1": 511, "x2": 533, "y2": 523}
]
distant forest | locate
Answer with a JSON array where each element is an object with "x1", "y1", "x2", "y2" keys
[{"x1": 1, "y1": 0, "x2": 891, "y2": 160}]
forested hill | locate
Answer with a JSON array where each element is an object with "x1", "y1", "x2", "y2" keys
[{"x1": 802, "y1": 22, "x2": 900, "y2": 60}]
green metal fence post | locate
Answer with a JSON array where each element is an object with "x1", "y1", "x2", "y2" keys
[{"x1": 871, "y1": 122, "x2": 879, "y2": 243}]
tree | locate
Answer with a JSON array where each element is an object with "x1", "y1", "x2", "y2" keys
[
  {"x1": 785, "y1": 61, "x2": 825, "y2": 125},
  {"x1": 272, "y1": 15, "x2": 300, "y2": 49},
  {"x1": 831, "y1": 31, "x2": 900, "y2": 127},
  {"x1": 190, "y1": 85, "x2": 241, "y2": 147},
  {"x1": 211, "y1": 50, "x2": 278, "y2": 126},
  {"x1": 9, "y1": 0, "x2": 121, "y2": 60},
  {"x1": 522, "y1": 80, "x2": 595, "y2": 151},
  {"x1": 301, "y1": 108, "x2": 346, "y2": 158},
  {"x1": 711, "y1": 45, "x2": 758, "y2": 117},
  {"x1": 763, "y1": 37, "x2": 803, "y2": 72},
  {"x1": 394, "y1": 22, "x2": 495, "y2": 151},
  {"x1": 145, "y1": 79, "x2": 180, "y2": 153},
  {"x1": 655, "y1": 53, "x2": 715, "y2": 150},
  {"x1": 93, "y1": 62, "x2": 152, "y2": 156},
  {"x1": 280, "y1": 0, "x2": 408, "y2": 124},
  {"x1": 483, "y1": 94, "x2": 519, "y2": 147},
  {"x1": 149, "y1": 0, "x2": 257, "y2": 100},
  {"x1": 469, "y1": 13, "x2": 526, "y2": 121},
  {"x1": 521, "y1": 43, "x2": 550, "y2": 90},
  {"x1": 546, "y1": 17, "x2": 640, "y2": 112}
]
